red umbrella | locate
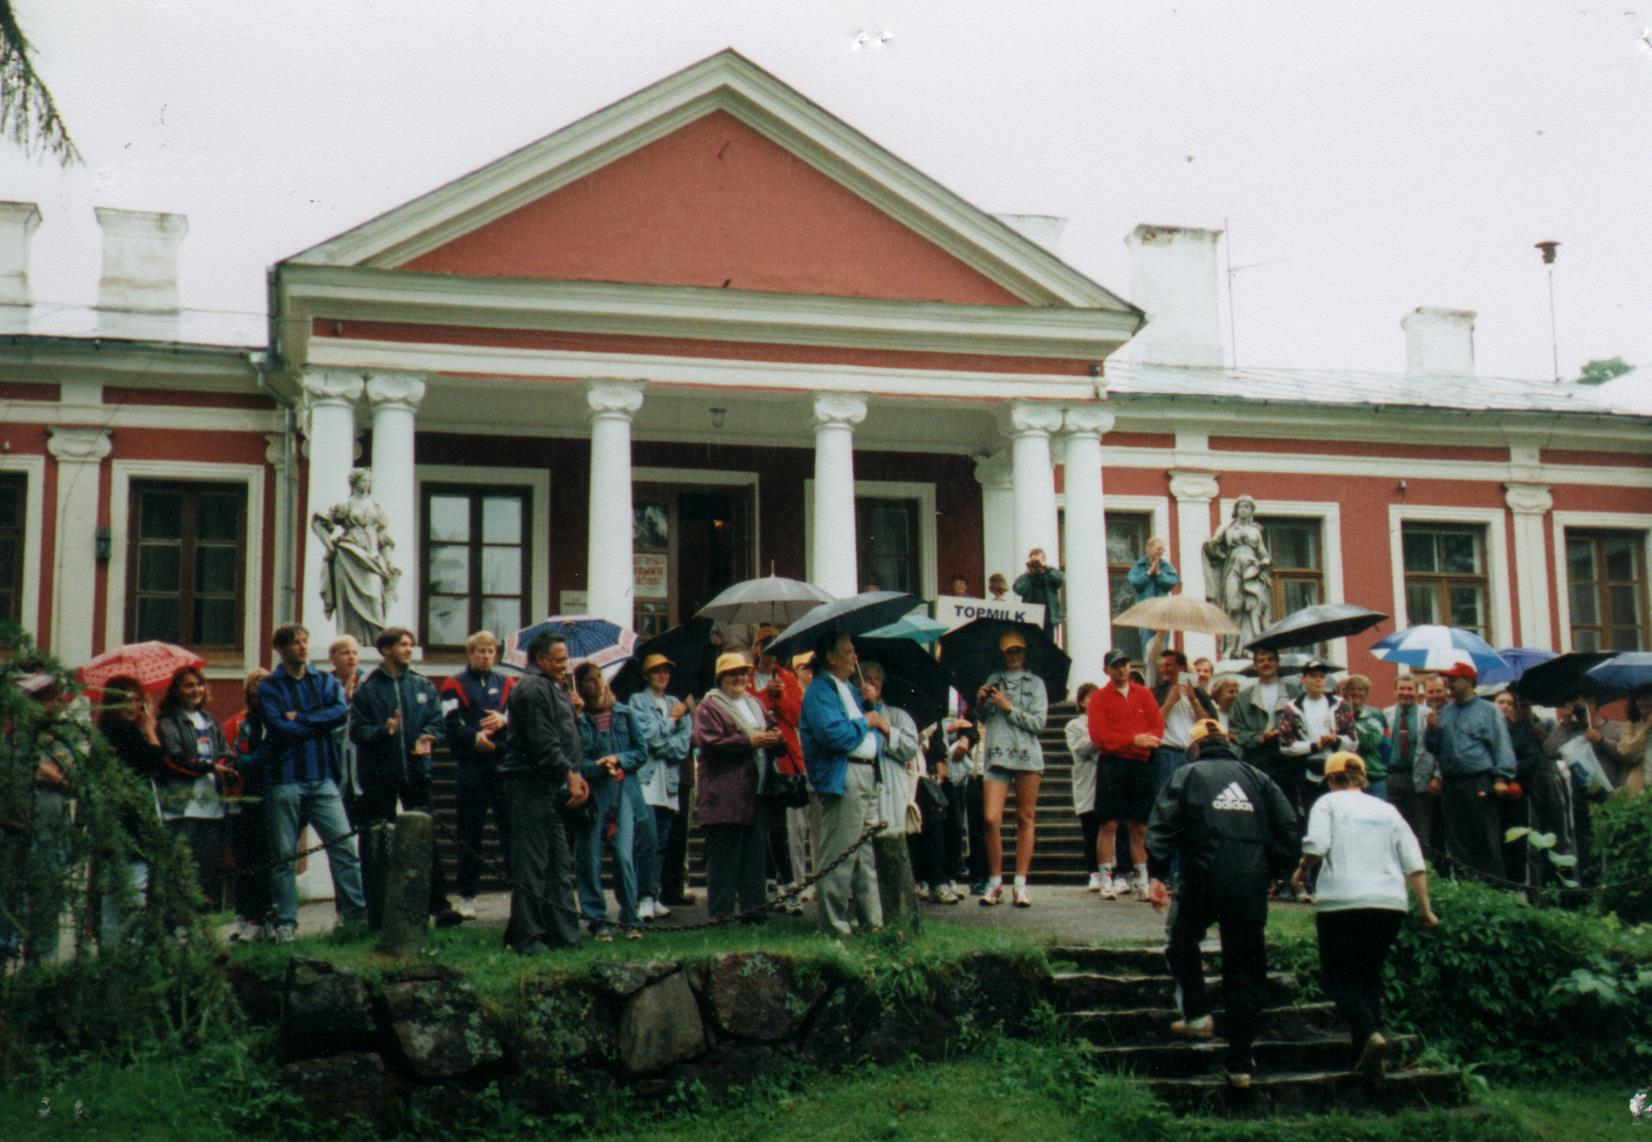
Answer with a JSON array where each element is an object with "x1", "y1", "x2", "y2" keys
[{"x1": 76, "y1": 641, "x2": 206, "y2": 694}]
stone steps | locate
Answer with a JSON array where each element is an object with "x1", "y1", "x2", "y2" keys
[{"x1": 1056, "y1": 942, "x2": 1467, "y2": 1116}]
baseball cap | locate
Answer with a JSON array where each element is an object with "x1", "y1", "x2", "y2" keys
[
  {"x1": 999, "y1": 631, "x2": 1028, "y2": 651},
  {"x1": 1437, "y1": 660, "x2": 1478, "y2": 680},
  {"x1": 641, "y1": 653, "x2": 674, "y2": 674},
  {"x1": 1188, "y1": 718, "x2": 1226, "y2": 746},
  {"x1": 1323, "y1": 750, "x2": 1367, "y2": 778},
  {"x1": 755, "y1": 625, "x2": 782, "y2": 645},
  {"x1": 1302, "y1": 658, "x2": 1330, "y2": 675},
  {"x1": 790, "y1": 652, "x2": 814, "y2": 672},
  {"x1": 1103, "y1": 649, "x2": 1131, "y2": 669},
  {"x1": 714, "y1": 652, "x2": 752, "y2": 677}
]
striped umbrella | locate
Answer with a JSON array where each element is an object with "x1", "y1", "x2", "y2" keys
[
  {"x1": 503, "y1": 615, "x2": 636, "y2": 671},
  {"x1": 1369, "y1": 625, "x2": 1508, "y2": 676}
]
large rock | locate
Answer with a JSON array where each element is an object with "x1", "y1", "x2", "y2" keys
[
  {"x1": 668, "y1": 1041, "x2": 787, "y2": 1098},
  {"x1": 516, "y1": 977, "x2": 619, "y2": 1069},
  {"x1": 380, "y1": 965, "x2": 503, "y2": 1079},
  {"x1": 502, "y1": 1066, "x2": 616, "y2": 1121},
  {"x1": 935, "y1": 952, "x2": 1050, "y2": 1036},
  {"x1": 223, "y1": 960, "x2": 282, "y2": 1026},
  {"x1": 617, "y1": 970, "x2": 707, "y2": 1074},
  {"x1": 859, "y1": 1001, "x2": 958, "y2": 1065},
  {"x1": 279, "y1": 1052, "x2": 398, "y2": 1133},
  {"x1": 704, "y1": 952, "x2": 823, "y2": 1042},
  {"x1": 589, "y1": 958, "x2": 679, "y2": 999},
  {"x1": 278, "y1": 957, "x2": 379, "y2": 1062},
  {"x1": 796, "y1": 972, "x2": 879, "y2": 1070}
]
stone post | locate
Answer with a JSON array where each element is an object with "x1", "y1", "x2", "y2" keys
[
  {"x1": 873, "y1": 835, "x2": 922, "y2": 934},
  {"x1": 376, "y1": 812, "x2": 434, "y2": 957}
]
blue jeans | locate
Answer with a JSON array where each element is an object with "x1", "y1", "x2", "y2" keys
[
  {"x1": 622, "y1": 779, "x2": 660, "y2": 902},
  {"x1": 652, "y1": 806, "x2": 676, "y2": 895},
  {"x1": 455, "y1": 760, "x2": 512, "y2": 899},
  {"x1": 574, "y1": 780, "x2": 640, "y2": 928},
  {"x1": 266, "y1": 779, "x2": 367, "y2": 927}
]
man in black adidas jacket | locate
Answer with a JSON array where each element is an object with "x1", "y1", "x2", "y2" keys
[{"x1": 1146, "y1": 719, "x2": 1299, "y2": 1088}]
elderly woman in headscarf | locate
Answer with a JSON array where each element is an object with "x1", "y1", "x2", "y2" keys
[{"x1": 692, "y1": 653, "x2": 784, "y2": 922}]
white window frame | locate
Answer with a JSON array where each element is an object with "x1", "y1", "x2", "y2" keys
[
  {"x1": 1220, "y1": 498, "x2": 1347, "y2": 665},
  {"x1": 805, "y1": 479, "x2": 938, "y2": 601},
  {"x1": 1550, "y1": 511, "x2": 1652, "y2": 653},
  {"x1": 1388, "y1": 505, "x2": 1511, "y2": 647},
  {"x1": 413, "y1": 465, "x2": 552, "y2": 653},
  {"x1": 107, "y1": 460, "x2": 266, "y2": 678},
  {"x1": 0, "y1": 454, "x2": 45, "y2": 641}
]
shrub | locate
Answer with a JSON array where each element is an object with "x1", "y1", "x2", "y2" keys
[{"x1": 1592, "y1": 790, "x2": 1652, "y2": 924}]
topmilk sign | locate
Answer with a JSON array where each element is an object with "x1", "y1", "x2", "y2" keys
[{"x1": 934, "y1": 596, "x2": 1045, "y2": 630}]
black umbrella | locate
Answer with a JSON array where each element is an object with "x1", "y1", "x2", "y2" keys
[
  {"x1": 938, "y1": 618, "x2": 1071, "y2": 705},
  {"x1": 1245, "y1": 603, "x2": 1388, "y2": 653},
  {"x1": 855, "y1": 637, "x2": 951, "y2": 729},
  {"x1": 1512, "y1": 651, "x2": 1619, "y2": 706},
  {"x1": 765, "y1": 591, "x2": 923, "y2": 665},
  {"x1": 610, "y1": 617, "x2": 718, "y2": 702},
  {"x1": 1217, "y1": 653, "x2": 1341, "y2": 678}
]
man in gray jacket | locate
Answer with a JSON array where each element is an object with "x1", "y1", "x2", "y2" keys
[
  {"x1": 499, "y1": 632, "x2": 588, "y2": 953},
  {"x1": 1382, "y1": 675, "x2": 1438, "y2": 862}
]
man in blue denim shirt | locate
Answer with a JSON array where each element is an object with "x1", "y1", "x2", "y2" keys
[{"x1": 1423, "y1": 661, "x2": 1514, "y2": 880}]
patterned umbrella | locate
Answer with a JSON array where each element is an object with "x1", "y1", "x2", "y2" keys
[
  {"x1": 76, "y1": 641, "x2": 205, "y2": 694},
  {"x1": 503, "y1": 615, "x2": 637, "y2": 671},
  {"x1": 1369, "y1": 625, "x2": 1507, "y2": 676}
]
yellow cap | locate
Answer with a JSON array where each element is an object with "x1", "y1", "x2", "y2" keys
[
  {"x1": 641, "y1": 653, "x2": 674, "y2": 674},
  {"x1": 1323, "y1": 750, "x2": 1367, "y2": 778},
  {"x1": 714, "y1": 652, "x2": 752, "y2": 678},
  {"x1": 999, "y1": 630, "x2": 1028, "y2": 651}
]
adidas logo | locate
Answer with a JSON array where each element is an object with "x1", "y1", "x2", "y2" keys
[{"x1": 1211, "y1": 782, "x2": 1254, "y2": 812}]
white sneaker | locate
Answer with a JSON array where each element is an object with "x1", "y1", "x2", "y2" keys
[
  {"x1": 637, "y1": 898, "x2": 655, "y2": 920},
  {"x1": 1012, "y1": 885, "x2": 1032, "y2": 908},
  {"x1": 1132, "y1": 878, "x2": 1151, "y2": 902},
  {"x1": 273, "y1": 925, "x2": 297, "y2": 945},
  {"x1": 1100, "y1": 874, "x2": 1124, "y2": 900},
  {"x1": 1087, "y1": 871, "x2": 1105, "y2": 893},
  {"x1": 457, "y1": 896, "x2": 478, "y2": 920},
  {"x1": 650, "y1": 898, "x2": 671, "y2": 918}
]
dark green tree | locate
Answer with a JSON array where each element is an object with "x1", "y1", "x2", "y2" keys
[
  {"x1": 0, "y1": 0, "x2": 78, "y2": 164},
  {"x1": 1575, "y1": 357, "x2": 1633, "y2": 386}
]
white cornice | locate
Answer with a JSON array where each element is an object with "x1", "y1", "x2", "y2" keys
[
  {"x1": 6, "y1": 401, "x2": 280, "y2": 433},
  {"x1": 281, "y1": 50, "x2": 1141, "y2": 316},
  {"x1": 278, "y1": 265, "x2": 1138, "y2": 362}
]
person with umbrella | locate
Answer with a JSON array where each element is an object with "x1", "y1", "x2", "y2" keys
[
  {"x1": 626, "y1": 653, "x2": 694, "y2": 920},
  {"x1": 1617, "y1": 685, "x2": 1652, "y2": 795},
  {"x1": 1145, "y1": 719, "x2": 1300, "y2": 1090},
  {"x1": 800, "y1": 631, "x2": 889, "y2": 936},
  {"x1": 1424, "y1": 661, "x2": 1516, "y2": 881},
  {"x1": 976, "y1": 630, "x2": 1050, "y2": 907}
]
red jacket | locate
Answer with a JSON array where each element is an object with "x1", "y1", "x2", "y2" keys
[
  {"x1": 754, "y1": 668, "x2": 806, "y2": 776},
  {"x1": 1087, "y1": 682, "x2": 1165, "y2": 762}
]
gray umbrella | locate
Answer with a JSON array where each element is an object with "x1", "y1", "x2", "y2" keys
[
  {"x1": 695, "y1": 576, "x2": 835, "y2": 626},
  {"x1": 1245, "y1": 602, "x2": 1388, "y2": 653}
]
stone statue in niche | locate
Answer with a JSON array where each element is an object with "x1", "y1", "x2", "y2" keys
[
  {"x1": 313, "y1": 467, "x2": 400, "y2": 643},
  {"x1": 1202, "y1": 493, "x2": 1272, "y2": 659}
]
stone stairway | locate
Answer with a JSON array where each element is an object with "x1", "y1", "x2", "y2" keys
[
  {"x1": 1048, "y1": 944, "x2": 1467, "y2": 1116},
  {"x1": 427, "y1": 700, "x2": 1095, "y2": 891}
]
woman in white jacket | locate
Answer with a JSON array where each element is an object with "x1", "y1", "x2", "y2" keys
[{"x1": 1065, "y1": 683, "x2": 1105, "y2": 892}]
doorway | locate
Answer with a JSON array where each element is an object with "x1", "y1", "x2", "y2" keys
[{"x1": 633, "y1": 481, "x2": 754, "y2": 638}]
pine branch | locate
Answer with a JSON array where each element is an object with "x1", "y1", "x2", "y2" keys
[{"x1": 0, "y1": 1, "x2": 80, "y2": 166}]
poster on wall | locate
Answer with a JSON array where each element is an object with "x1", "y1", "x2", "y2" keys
[{"x1": 634, "y1": 552, "x2": 669, "y2": 600}]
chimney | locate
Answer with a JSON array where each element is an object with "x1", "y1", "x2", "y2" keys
[
  {"x1": 1123, "y1": 224, "x2": 1225, "y2": 367},
  {"x1": 994, "y1": 213, "x2": 1068, "y2": 255},
  {"x1": 0, "y1": 201, "x2": 42, "y2": 327},
  {"x1": 95, "y1": 207, "x2": 188, "y2": 339},
  {"x1": 1401, "y1": 307, "x2": 1475, "y2": 377}
]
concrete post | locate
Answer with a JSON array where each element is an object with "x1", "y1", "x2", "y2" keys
[{"x1": 376, "y1": 812, "x2": 434, "y2": 957}]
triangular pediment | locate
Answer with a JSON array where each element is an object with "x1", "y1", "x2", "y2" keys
[{"x1": 286, "y1": 50, "x2": 1136, "y2": 313}]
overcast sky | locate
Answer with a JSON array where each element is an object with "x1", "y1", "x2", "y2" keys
[{"x1": 5, "y1": 1, "x2": 1650, "y2": 380}]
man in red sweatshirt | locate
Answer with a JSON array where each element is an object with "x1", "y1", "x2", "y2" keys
[{"x1": 1088, "y1": 648, "x2": 1165, "y2": 899}]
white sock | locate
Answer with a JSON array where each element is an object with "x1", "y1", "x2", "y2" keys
[
  {"x1": 988, "y1": 875, "x2": 1003, "y2": 889},
  {"x1": 1134, "y1": 863, "x2": 1149, "y2": 882},
  {"x1": 1101, "y1": 862, "x2": 1116, "y2": 879},
  {"x1": 1014, "y1": 875, "x2": 1028, "y2": 889}
]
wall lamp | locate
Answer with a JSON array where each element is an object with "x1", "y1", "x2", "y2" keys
[{"x1": 95, "y1": 526, "x2": 112, "y2": 563}]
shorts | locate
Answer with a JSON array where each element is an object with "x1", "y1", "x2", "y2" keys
[
  {"x1": 985, "y1": 766, "x2": 1035, "y2": 785},
  {"x1": 1097, "y1": 754, "x2": 1156, "y2": 824}
]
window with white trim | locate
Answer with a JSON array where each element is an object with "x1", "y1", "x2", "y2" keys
[
  {"x1": 1564, "y1": 529, "x2": 1648, "y2": 651},
  {"x1": 856, "y1": 496, "x2": 919, "y2": 595},
  {"x1": 1106, "y1": 512, "x2": 1151, "y2": 661},
  {"x1": 1402, "y1": 523, "x2": 1488, "y2": 636},
  {"x1": 127, "y1": 482, "x2": 246, "y2": 652},
  {"x1": 421, "y1": 487, "x2": 531, "y2": 650},
  {"x1": 1260, "y1": 516, "x2": 1325, "y2": 646},
  {"x1": 0, "y1": 474, "x2": 23, "y2": 626}
]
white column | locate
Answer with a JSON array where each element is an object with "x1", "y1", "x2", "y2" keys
[
  {"x1": 586, "y1": 380, "x2": 646, "y2": 628},
  {"x1": 1505, "y1": 483, "x2": 1554, "y2": 648},
  {"x1": 811, "y1": 393, "x2": 868, "y2": 599},
  {"x1": 1062, "y1": 406, "x2": 1115, "y2": 684},
  {"x1": 1004, "y1": 402, "x2": 1064, "y2": 572},
  {"x1": 1168, "y1": 469, "x2": 1221, "y2": 662},
  {"x1": 973, "y1": 453, "x2": 1016, "y2": 594},
  {"x1": 365, "y1": 372, "x2": 426, "y2": 634},
  {"x1": 47, "y1": 427, "x2": 113, "y2": 666},
  {"x1": 300, "y1": 368, "x2": 364, "y2": 655}
]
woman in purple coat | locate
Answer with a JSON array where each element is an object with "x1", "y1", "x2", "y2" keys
[{"x1": 692, "y1": 652, "x2": 785, "y2": 921}]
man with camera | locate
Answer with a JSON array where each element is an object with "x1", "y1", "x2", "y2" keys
[
  {"x1": 1423, "y1": 660, "x2": 1515, "y2": 881},
  {"x1": 1012, "y1": 548, "x2": 1065, "y2": 636}
]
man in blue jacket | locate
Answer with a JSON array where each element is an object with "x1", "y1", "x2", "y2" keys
[
  {"x1": 800, "y1": 630, "x2": 890, "y2": 937},
  {"x1": 349, "y1": 626, "x2": 460, "y2": 927},
  {"x1": 1423, "y1": 660, "x2": 1515, "y2": 881},
  {"x1": 439, "y1": 630, "x2": 514, "y2": 919},
  {"x1": 257, "y1": 623, "x2": 367, "y2": 942}
]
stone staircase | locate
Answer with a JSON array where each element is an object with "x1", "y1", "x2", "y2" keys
[
  {"x1": 1048, "y1": 944, "x2": 1467, "y2": 1116},
  {"x1": 427, "y1": 700, "x2": 1096, "y2": 891}
]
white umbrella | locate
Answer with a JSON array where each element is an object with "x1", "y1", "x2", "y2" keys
[{"x1": 696, "y1": 576, "x2": 834, "y2": 626}]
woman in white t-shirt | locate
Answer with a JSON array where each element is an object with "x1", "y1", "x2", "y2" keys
[
  {"x1": 1293, "y1": 750, "x2": 1439, "y2": 1077},
  {"x1": 156, "y1": 666, "x2": 231, "y2": 913}
]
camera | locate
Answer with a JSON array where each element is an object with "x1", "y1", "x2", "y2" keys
[{"x1": 1571, "y1": 702, "x2": 1589, "y2": 724}]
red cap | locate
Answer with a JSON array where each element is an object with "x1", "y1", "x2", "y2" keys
[{"x1": 1437, "y1": 661, "x2": 1478, "y2": 680}]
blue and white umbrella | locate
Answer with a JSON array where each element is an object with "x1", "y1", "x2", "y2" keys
[
  {"x1": 1369, "y1": 625, "x2": 1508, "y2": 676},
  {"x1": 1586, "y1": 651, "x2": 1652, "y2": 693},
  {"x1": 1478, "y1": 646, "x2": 1558, "y2": 686},
  {"x1": 503, "y1": 614, "x2": 637, "y2": 671}
]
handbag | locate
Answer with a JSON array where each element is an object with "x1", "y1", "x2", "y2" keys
[
  {"x1": 762, "y1": 748, "x2": 810, "y2": 808},
  {"x1": 917, "y1": 776, "x2": 948, "y2": 822}
]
